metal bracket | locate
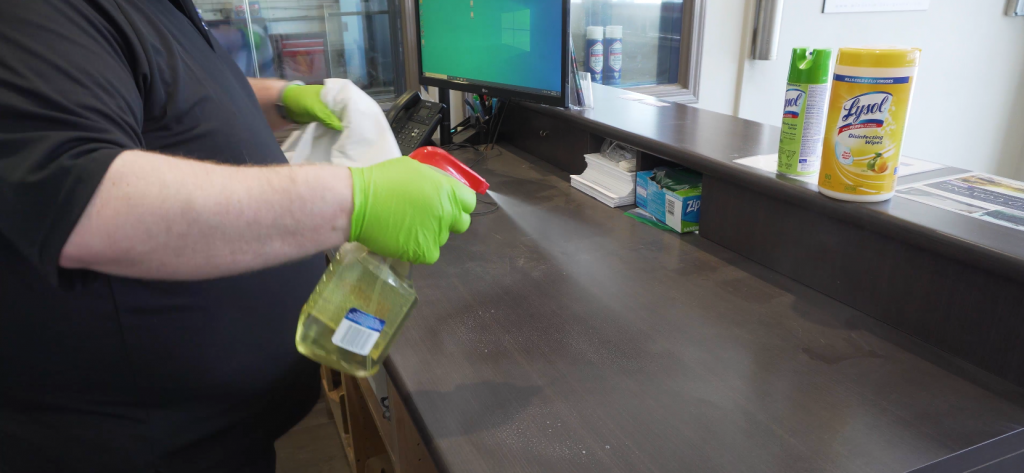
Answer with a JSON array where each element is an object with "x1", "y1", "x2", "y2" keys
[
  {"x1": 751, "y1": 0, "x2": 785, "y2": 60},
  {"x1": 1009, "y1": 0, "x2": 1024, "y2": 16}
]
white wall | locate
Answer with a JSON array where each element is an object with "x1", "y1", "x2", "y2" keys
[
  {"x1": 694, "y1": 0, "x2": 1024, "y2": 179},
  {"x1": 692, "y1": 0, "x2": 750, "y2": 116}
]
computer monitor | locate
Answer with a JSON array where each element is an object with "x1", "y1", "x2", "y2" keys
[{"x1": 416, "y1": 0, "x2": 569, "y2": 107}]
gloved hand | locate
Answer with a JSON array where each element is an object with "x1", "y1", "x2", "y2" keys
[
  {"x1": 281, "y1": 84, "x2": 342, "y2": 131},
  {"x1": 350, "y1": 157, "x2": 477, "y2": 264}
]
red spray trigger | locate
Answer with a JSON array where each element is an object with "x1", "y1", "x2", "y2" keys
[{"x1": 409, "y1": 146, "x2": 489, "y2": 194}]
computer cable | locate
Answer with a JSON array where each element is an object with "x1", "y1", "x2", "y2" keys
[
  {"x1": 471, "y1": 194, "x2": 500, "y2": 216},
  {"x1": 467, "y1": 99, "x2": 509, "y2": 170}
]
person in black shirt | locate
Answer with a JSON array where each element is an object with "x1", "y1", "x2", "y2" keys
[{"x1": 0, "y1": 0, "x2": 474, "y2": 471}]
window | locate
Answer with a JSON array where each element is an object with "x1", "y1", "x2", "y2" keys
[
  {"x1": 569, "y1": 0, "x2": 704, "y2": 102},
  {"x1": 196, "y1": 0, "x2": 407, "y2": 101}
]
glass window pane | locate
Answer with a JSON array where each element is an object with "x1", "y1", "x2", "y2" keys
[
  {"x1": 196, "y1": 0, "x2": 404, "y2": 100},
  {"x1": 570, "y1": 0, "x2": 684, "y2": 88}
]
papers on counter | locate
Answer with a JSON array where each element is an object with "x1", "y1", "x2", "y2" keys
[
  {"x1": 619, "y1": 94, "x2": 669, "y2": 107},
  {"x1": 896, "y1": 173, "x2": 1024, "y2": 232},
  {"x1": 732, "y1": 154, "x2": 817, "y2": 183},
  {"x1": 570, "y1": 153, "x2": 636, "y2": 207},
  {"x1": 895, "y1": 157, "x2": 946, "y2": 176},
  {"x1": 619, "y1": 94, "x2": 650, "y2": 101},
  {"x1": 733, "y1": 154, "x2": 946, "y2": 180}
]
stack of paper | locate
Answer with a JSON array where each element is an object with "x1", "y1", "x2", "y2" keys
[{"x1": 570, "y1": 153, "x2": 636, "y2": 207}]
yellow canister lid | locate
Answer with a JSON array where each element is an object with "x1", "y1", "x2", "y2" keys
[{"x1": 837, "y1": 47, "x2": 921, "y2": 68}]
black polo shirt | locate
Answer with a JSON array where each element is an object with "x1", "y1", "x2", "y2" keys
[{"x1": 0, "y1": 0, "x2": 324, "y2": 471}]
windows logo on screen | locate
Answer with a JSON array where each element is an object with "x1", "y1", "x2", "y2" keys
[{"x1": 501, "y1": 10, "x2": 530, "y2": 51}]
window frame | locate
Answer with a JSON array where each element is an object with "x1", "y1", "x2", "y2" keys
[
  {"x1": 398, "y1": 0, "x2": 705, "y2": 104},
  {"x1": 623, "y1": 0, "x2": 705, "y2": 104},
  {"x1": 400, "y1": 0, "x2": 420, "y2": 92}
]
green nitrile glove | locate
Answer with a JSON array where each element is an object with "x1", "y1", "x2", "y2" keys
[
  {"x1": 350, "y1": 157, "x2": 476, "y2": 264},
  {"x1": 281, "y1": 84, "x2": 342, "y2": 131}
]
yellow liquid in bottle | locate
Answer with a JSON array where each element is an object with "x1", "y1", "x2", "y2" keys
[{"x1": 295, "y1": 243, "x2": 417, "y2": 377}]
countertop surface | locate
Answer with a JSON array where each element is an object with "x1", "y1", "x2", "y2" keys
[
  {"x1": 520, "y1": 84, "x2": 1024, "y2": 284},
  {"x1": 385, "y1": 145, "x2": 1024, "y2": 473}
]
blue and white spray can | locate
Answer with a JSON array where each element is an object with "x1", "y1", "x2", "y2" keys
[
  {"x1": 585, "y1": 26, "x2": 604, "y2": 84},
  {"x1": 603, "y1": 25, "x2": 622, "y2": 85}
]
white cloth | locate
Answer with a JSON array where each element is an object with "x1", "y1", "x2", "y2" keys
[{"x1": 281, "y1": 78, "x2": 402, "y2": 168}]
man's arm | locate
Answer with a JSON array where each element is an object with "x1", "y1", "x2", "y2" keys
[
  {"x1": 60, "y1": 150, "x2": 352, "y2": 280},
  {"x1": 248, "y1": 78, "x2": 292, "y2": 131},
  {"x1": 58, "y1": 151, "x2": 477, "y2": 280}
]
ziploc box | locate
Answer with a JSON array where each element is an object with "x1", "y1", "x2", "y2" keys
[{"x1": 635, "y1": 167, "x2": 702, "y2": 233}]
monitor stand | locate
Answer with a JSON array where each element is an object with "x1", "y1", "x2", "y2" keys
[{"x1": 438, "y1": 87, "x2": 453, "y2": 146}]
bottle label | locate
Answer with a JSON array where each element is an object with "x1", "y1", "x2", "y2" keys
[
  {"x1": 778, "y1": 83, "x2": 827, "y2": 175},
  {"x1": 588, "y1": 41, "x2": 604, "y2": 79},
  {"x1": 331, "y1": 308, "x2": 385, "y2": 356},
  {"x1": 608, "y1": 40, "x2": 622, "y2": 71},
  {"x1": 782, "y1": 87, "x2": 805, "y2": 119},
  {"x1": 819, "y1": 72, "x2": 915, "y2": 196}
]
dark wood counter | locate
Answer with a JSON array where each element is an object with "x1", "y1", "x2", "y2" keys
[
  {"x1": 384, "y1": 145, "x2": 1024, "y2": 473},
  {"x1": 512, "y1": 84, "x2": 1024, "y2": 285},
  {"x1": 502, "y1": 84, "x2": 1024, "y2": 388}
]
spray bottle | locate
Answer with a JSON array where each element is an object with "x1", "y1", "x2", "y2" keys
[
  {"x1": 777, "y1": 48, "x2": 833, "y2": 176},
  {"x1": 603, "y1": 26, "x2": 623, "y2": 85},
  {"x1": 585, "y1": 26, "x2": 604, "y2": 84},
  {"x1": 295, "y1": 147, "x2": 489, "y2": 377}
]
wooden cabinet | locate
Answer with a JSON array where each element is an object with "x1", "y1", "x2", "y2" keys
[
  {"x1": 321, "y1": 366, "x2": 388, "y2": 473},
  {"x1": 321, "y1": 366, "x2": 438, "y2": 473},
  {"x1": 500, "y1": 102, "x2": 602, "y2": 175}
]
